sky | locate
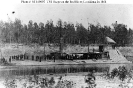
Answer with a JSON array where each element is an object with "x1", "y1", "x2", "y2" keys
[{"x1": 0, "y1": 0, "x2": 133, "y2": 29}]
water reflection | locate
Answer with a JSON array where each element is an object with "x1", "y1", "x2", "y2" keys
[
  {"x1": 0, "y1": 64, "x2": 111, "y2": 77},
  {"x1": 0, "y1": 64, "x2": 133, "y2": 88}
]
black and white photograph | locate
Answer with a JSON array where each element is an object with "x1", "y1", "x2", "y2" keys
[{"x1": 0, "y1": 0, "x2": 133, "y2": 88}]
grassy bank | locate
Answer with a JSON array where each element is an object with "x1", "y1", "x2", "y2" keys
[
  {"x1": 118, "y1": 47, "x2": 133, "y2": 62},
  {"x1": 0, "y1": 43, "x2": 133, "y2": 61}
]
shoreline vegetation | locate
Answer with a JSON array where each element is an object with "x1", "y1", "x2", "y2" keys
[
  {"x1": 0, "y1": 19, "x2": 133, "y2": 47},
  {"x1": 1, "y1": 65, "x2": 133, "y2": 88}
]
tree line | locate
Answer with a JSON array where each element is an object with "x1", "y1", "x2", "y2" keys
[{"x1": 0, "y1": 18, "x2": 133, "y2": 46}]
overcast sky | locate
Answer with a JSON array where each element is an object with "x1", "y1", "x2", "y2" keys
[{"x1": 0, "y1": 3, "x2": 133, "y2": 29}]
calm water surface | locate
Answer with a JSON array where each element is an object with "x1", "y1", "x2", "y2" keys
[{"x1": 0, "y1": 64, "x2": 133, "y2": 88}]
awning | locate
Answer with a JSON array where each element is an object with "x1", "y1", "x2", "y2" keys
[{"x1": 105, "y1": 37, "x2": 116, "y2": 44}]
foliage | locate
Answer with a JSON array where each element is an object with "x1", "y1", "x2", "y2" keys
[
  {"x1": 103, "y1": 66, "x2": 128, "y2": 81},
  {"x1": 0, "y1": 19, "x2": 133, "y2": 46}
]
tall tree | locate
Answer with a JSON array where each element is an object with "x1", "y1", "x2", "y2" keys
[
  {"x1": 76, "y1": 23, "x2": 88, "y2": 45},
  {"x1": 112, "y1": 22, "x2": 128, "y2": 46},
  {"x1": 27, "y1": 20, "x2": 34, "y2": 43}
]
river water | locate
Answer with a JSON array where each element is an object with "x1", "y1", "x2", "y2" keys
[{"x1": 0, "y1": 64, "x2": 133, "y2": 88}]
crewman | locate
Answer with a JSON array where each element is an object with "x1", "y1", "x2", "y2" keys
[{"x1": 9, "y1": 57, "x2": 11, "y2": 62}]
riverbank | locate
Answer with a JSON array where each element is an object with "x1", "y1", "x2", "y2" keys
[
  {"x1": 0, "y1": 43, "x2": 132, "y2": 55},
  {"x1": 0, "y1": 43, "x2": 133, "y2": 63}
]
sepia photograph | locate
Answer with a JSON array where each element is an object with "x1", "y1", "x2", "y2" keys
[{"x1": 0, "y1": 0, "x2": 133, "y2": 88}]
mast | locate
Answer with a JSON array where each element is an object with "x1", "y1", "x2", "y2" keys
[{"x1": 87, "y1": 20, "x2": 90, "y2": 53}]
